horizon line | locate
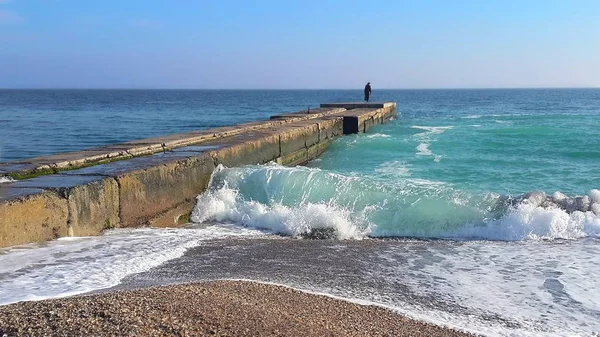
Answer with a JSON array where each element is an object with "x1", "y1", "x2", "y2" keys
[{"x1": 0, "y1": 87, "x2": 598, "y2": 91}]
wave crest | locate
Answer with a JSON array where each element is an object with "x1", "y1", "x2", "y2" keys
[{"x1": 191, "y1": 165, "x2": 600, "y2": 241}]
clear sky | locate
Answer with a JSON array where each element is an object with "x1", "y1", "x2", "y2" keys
[{"x1": 0, "y1": 0, "x2": 598, "y2": 89}]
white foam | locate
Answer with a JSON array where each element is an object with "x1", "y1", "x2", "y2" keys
[
  {"x1": 194, "y1": 165, "x2": 600, "y2": 242},
  {"x1": 411, "y1": 125, "x2": 454, "y2": 135},
  {"x1": 373, "y1": 202, "x2": 600, "y2": 241},
  {"x1": 375, "y1": 161, "x2": 411, "y2": 177},
  {"x1": 416, "y1": 143, "x2": 432, "y2": 156},
  {"x1": 552, "y1": 191, "x2": 568, "y2": 202},
  {"x1": 410, "y1": 126, "x2": 451, "y2": 158},
  {"x1": 191, "y1": 186, "x2": 369, "y2": 240},
  {"x1": 590, "y1": 189, "x2": 600, "y2": 203},
  {"x1": 0, "y1": 176, "x2": 13, "y2": 184},
  {"x1": 372, "y1": 241, "x2": 600, "y2": 336},
  {"x1": 491, "y1": 204, "x2": 600, "y2": 240},
  {"x1": 461, "y1": 115, "x2": 482, "y2": 119},
  {"x1": 0, "y1": 225, "x2": 265, "y2": 305},
  {"x1": 366, "y1": 133, "x2": 391, "y2": 138}
]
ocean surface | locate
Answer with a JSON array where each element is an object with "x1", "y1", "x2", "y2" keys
[
  {"x1": 1, "y1": 89, "x2": 600, "y2": 336},
  {"x1": 1, "y1": 89, "x2": 373, "y2": 161}
]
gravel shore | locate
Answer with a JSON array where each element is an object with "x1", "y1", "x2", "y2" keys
[{"x1": 0, "y1": 280, "x2": 473, "y2": 336}]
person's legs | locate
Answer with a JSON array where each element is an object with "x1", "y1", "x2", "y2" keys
[{"x1": 365, "y1": 93, "x2": 370, "y2": 102}]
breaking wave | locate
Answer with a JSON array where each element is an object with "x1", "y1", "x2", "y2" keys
[
  {"x1": 0, "y1": 176, "x2": 13, "y2": 184},
  {"x1": 191, "y1": 164, "x2": 600, "y2": 241}
]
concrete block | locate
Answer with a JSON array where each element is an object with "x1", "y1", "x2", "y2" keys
[
  {"x1": 307, "y1": 140, "x2": 331, "y2": 162},
  {"x1": 67, "y1": 178, "x2": 120, "y2": 236},
  {"x1": 278, "y1": 124, "x2": 319, "y2": 155},
  {"x1": 341, "y1": 109, "x2": 379, "y2": 134},
  {"x1": 117, "y1": 154, "x2": 215, "y2": 227},
  {"x1": 303, "y1": 124, "x2": 320, "y2": 148},
  {"x1": 148, "y1": 199, "x2": 197, "y2": 228},
  {"x1": 0, "y1": 188, "x2": 68, "y2": 248},
  {"x1": 277, "y1": 148, "x2": 309, "y2": 166},
  {"x1": 270, "y1": 107, "x2": 346, "y2": 120},
  {"x1": 207, "y1": 132, "x2": 280, "y2": 167},
  {"x1": 0, "y1": 187, "x2": 43, "y2": 201},
  {"x1": 343, "y1": 116, "x2": 361, "y2": 134},
  {"x1": 8, "y1": 174, "x2": 120, "y2": 237},
  {"x1": 171, "y1": 145, "x2": 222, "y2": 153},
  {"x1": 61, "y1": 151, "x2": 210, "y2": 177},
  {"x1": 317, "y1": 118, "x2": 344, "y2": 141},
  {"x1": 9, "y1": 174, "x2": 109, "y2": 191},
  {"x1": 363, "y1": 116, "x2": 375, "y2": 133}
]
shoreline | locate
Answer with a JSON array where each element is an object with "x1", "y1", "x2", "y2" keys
[{"x1": 0, "y1": 280, "x2": 473, "y2": 336}]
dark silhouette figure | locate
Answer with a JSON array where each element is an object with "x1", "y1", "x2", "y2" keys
[{"x1": 364, "y1": 82, "x2": 372, "y2": 102}]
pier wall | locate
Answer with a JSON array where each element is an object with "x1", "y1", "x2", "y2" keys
[{"x1": 0, "y1": 103, "x2": 396, "y2": 247}]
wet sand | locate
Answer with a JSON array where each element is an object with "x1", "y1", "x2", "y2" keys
[{"x1": 0, "y1": 280, "x2": 473, "y2": 336}]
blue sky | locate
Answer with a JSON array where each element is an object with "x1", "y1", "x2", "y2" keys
[{"x1": 0, "y1": 0, "x2": 598, "y2": 89}]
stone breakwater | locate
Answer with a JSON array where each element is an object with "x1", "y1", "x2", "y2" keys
[{"x1": 0, "y1": 103, "x2": 396, "y2": 248}]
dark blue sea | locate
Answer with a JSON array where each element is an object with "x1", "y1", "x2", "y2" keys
[
  {"x1": 0, "y1": 89, "x2": 368, "y2": 161},
  {"x1": 2, "y1": 89, "x2": 599, "y2": 162}
]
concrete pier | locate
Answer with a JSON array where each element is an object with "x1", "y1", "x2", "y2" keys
[{"x1": 0, "y1": 102, "x2": 396, "y2": 247}]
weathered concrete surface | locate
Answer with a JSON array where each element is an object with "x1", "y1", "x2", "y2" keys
[
  {"x1": 148, "y1": 199, "x2": 197, "y2": 228},
  {"x1": 58, "y1": 151, "x2": 216, "y2": 229},
  {"x1": 206, "y1": 132, "x2": 281, "y2": 168},
  {"x1": 0, "y1": 163, "x2": 37, "y2": 175},
  {"x1": 0, "y1": 187, "x2": 43, "y2": 201},
  {"x1": 0, "y1": 102, "x2": 397, "y2": 247},
  {"x1": 67, "y1": 179, "x2": 120, "y2": 236},
  {"x1": 307, "y1": 139, "x2": 331, "y2": 161},
  {"x1": 60, "y1": 151, "x2": 211, "y2": 177},
  {"x1": 6, "y1": 174, "x2": 120, "y2": 238},
  {"x1": 2, "y1": 107, "x2": 349, "y2": 178},
  {"x1": 277, "y1": 147, "x2": 309, "y2": 166},
  {"x1": 316, "y1": 117, "x2": 345, "y2": 141},
  {"x1": 270, "y1": 107, "x2": 346, "y2": 120},
  {"x1": 0, "y1": 189, "x2": 68, "y2": 247},
  {"x1": 114, "y1": 154, "x2": 215, "y2": 228},
  {"x1": 278, "y1": 123, "x2": 320, "y2": 155}
]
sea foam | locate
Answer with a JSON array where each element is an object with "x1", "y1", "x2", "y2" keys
[
  {"x1": 191, "y1": 165, "x2": 600, "y2": 242},
  {"x1": 416, "y1": 143, "x2": 432, "y2": 156},
  {"x1": 191, "y1": 184, "x2": 369, "y2": 240},
  {"x1": 0, "y1": 225, "x2": 264, "y2": 305},
  {"x1": 0, "y1": 176, "x2": 13, "y2": 184}
]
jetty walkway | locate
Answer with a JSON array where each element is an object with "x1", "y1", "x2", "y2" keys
[{"x1": 0, "y1": 102, "x2": 396, "y2": 247}]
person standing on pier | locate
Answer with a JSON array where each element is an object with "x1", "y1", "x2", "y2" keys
[{"x1": 364, "y1": 82, "x2": 372, "y2": 102}]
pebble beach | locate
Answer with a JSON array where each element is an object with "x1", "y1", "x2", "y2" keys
[{"x1": 0, "y1": 280, "x2": 472, "y2": 336}]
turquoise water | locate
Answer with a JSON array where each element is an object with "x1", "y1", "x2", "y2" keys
[
  {"x1": 184, "y1": 89, "x2": 600, "y2": 334},
  {"x1": 193, "y1": 89, "x2": 600, "y2": 241},
  {"x1": 318, "y1": 111, "x2": 600, "y2": 196}
]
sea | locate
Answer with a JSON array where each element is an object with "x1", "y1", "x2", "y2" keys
[{"x1": 1, "y1": 89, "x2": 599, "y2": 336}]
